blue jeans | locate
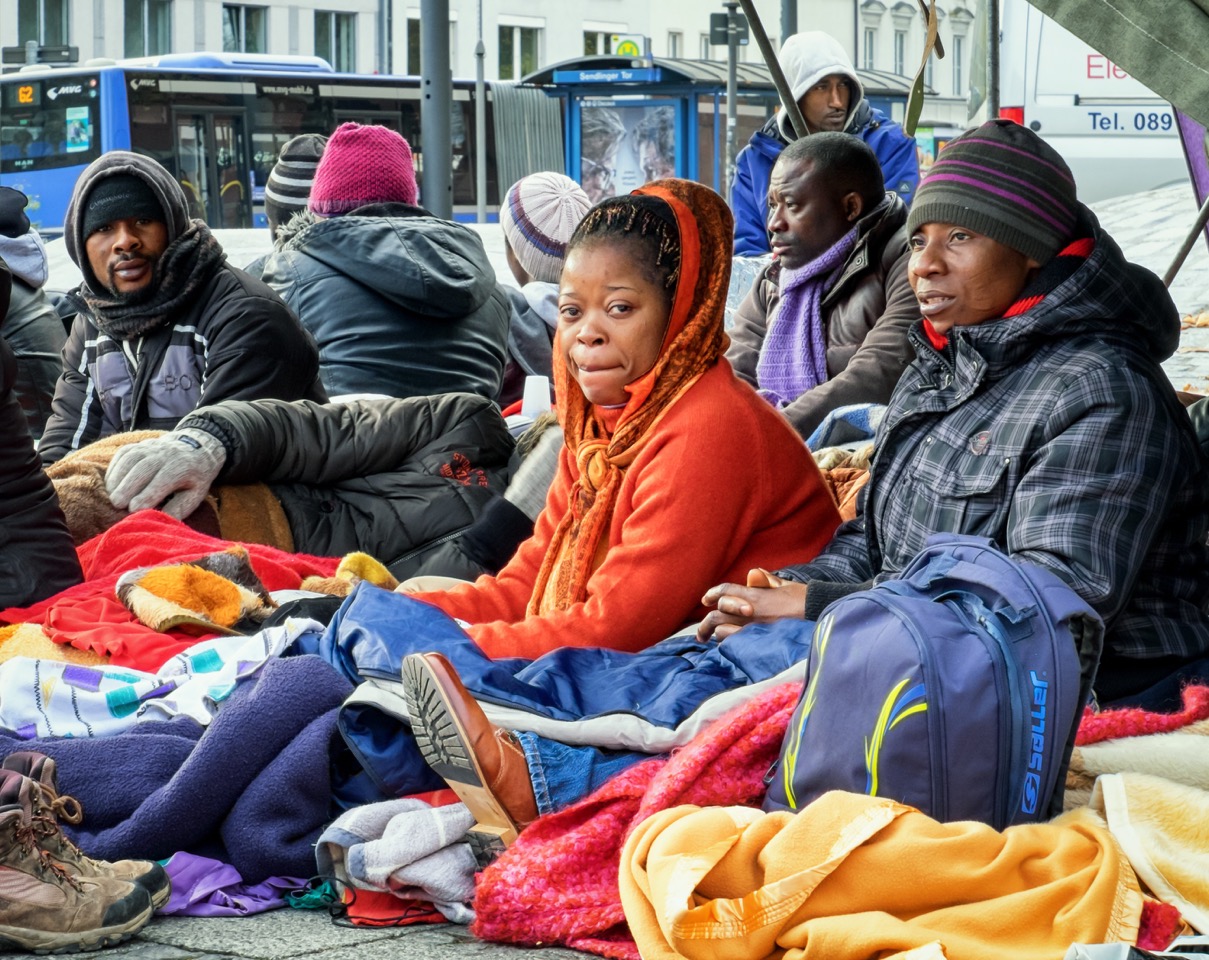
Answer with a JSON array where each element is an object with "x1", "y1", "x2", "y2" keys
[{"x1": 515, "y1": 732, "x2": 649, "y2": 815}]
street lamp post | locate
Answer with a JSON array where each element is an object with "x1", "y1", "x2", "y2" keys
[
  {"x1": 475, "y1": 0, "x2": 486, "y2": 223},
  {"x1": 420, "y1": 0, "x2": 452, "y2": 220},
  {"x1": 725, "y1": 1, "x2": 739, "y2": 197}
]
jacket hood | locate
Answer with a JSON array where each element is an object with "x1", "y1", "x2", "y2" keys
[
  {"x1": 284, "y1": 208, "x2": 499, "y2": 316},
  {"x1": 63, "y1": 151, "x2": 193, "y2": 293},
  {"x1": 0, "y1": 230, "x2": 48, "y2": 288},
  {"x1": 942, "y1": 206, "x2": 1180, "y2": 374},
  {"x1": 775, "y1": 31, "x2": 863, "y2": 140}
]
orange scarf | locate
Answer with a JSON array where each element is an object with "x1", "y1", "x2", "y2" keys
[{"x1": 527, "y1": 180, "x2": 734, "y2": 615}]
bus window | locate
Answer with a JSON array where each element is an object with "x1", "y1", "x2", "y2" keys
[
  {"x1": 0, "y1": 76, "x2": 102, "y2": 174},
  {"x1": 250, "y1": 85, "x2": 334, "y2": 207}
]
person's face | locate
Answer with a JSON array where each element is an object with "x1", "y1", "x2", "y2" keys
[
  {"x1": 581, "y1": 142, "x2": 620, "y2": 204},
  {"x1": 84, "y1": 216, "x2": 169, "y2": 298},
  {"x1": 797, "y1": 75, "x2": 852, "y2": 132},
  {"x1": 909, "y1": 222, "x2": 1039, "y2": 334},
  {"x1": 767, "y1": 157, "x2": 861, "y2": 270},
  {"x1": 557, "y1": 241, "x2": 671, "y2": 406},
  {"x1": 639, "y1": 140, "x2": 674, "y2": 183}
]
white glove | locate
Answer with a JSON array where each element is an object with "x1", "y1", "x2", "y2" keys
[{"x1": 106, "y1": 427, "x2": 228, "y2": 519}]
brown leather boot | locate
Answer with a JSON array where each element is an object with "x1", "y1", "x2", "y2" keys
[
  {"x1": 403, "y1": 653, "x2": 538, "y2": 862},
  {"x1": 0, "y1": 769, "x2": 152, "y2": 953},
  {"x1": 1, "y1": 751, "x2": 171, "y2": 909}
]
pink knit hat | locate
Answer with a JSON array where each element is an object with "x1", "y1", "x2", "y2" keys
[{"x1": 309, "y1": 122, "x2": 418, "y2": 215}]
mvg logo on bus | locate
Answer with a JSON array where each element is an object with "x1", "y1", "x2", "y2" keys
[
  {"x1": 129, "y1": 78, "x2": 159, "y2": 91},
  {"x1": 46, "y1": 84, "x2": 83, "y2": 100}
]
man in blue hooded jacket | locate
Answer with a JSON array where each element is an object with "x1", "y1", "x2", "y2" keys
[{"x1": 731, "y1": 30, "x2": 920, "y2": 256}]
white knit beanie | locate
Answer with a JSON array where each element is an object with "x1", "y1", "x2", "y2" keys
[{"x1": 500, "y1": 172, "x2": 590, "y2": 284}]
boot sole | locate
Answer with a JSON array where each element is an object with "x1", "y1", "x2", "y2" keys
[
  {"x1": 402, "y1": 657, "x2": 522, "y2": 849},
  {"x1": 0, "y1": 898, "x2": 153, "y2": 954}
]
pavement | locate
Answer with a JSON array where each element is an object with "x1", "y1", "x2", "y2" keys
[
  {"x1": 2, "y1": 908, "x2": 591, "y2": 960},
  {"x1": 15, "y1": 184, "x2": 1209, "y2": 960}
]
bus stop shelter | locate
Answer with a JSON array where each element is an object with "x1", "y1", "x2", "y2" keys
[{"x1": 523, "y1": 55, "x2": 921, "y2": 202}]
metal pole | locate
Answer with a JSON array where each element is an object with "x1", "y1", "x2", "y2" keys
[
  {"x1": 986, "y1": 0, "x2": 999, "y2": 117},
  {"x1": 475, "y1": 0, "x2": 486, "y2": 222},
  {"x1": 1163, "y1": 193, "x2": 1209, "y2": 288},
  {"x1": 781, "y1": 0, "x2": 796, "y2": 45},
  {"x1": 377, "y1": 0, "x2": 387, "y2": 73},
  {"x1": 24, "y1": 39, "x2": 37, "y2": 65},
  {"x1": 725, "y1": 1, "x2": 738, "y2": 197},
  {"x1": 736, "y1": 0, "x2": 807, "y2": 138},
  {"x1": 420, "y1": 0, "x2": 452, "y2": 219}
]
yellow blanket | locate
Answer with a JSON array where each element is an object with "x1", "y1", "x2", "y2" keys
[
  {"x1": 1090, "y1": 773, "x2": 1209, "y2": 935},
  {"x1": 619, "y1": 791, "x2": 1141, "y2": 960}
]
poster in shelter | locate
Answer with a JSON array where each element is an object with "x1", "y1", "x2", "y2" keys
[{"x1": 578, "y1": 100, "x2": 678, "y2": 204}]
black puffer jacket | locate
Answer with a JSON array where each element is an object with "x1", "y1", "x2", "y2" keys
[
  {"x1": 0, "y1": 264, "x2": 82, "y2": 606},
  {"x1": 261, "y1": 203, "x2": 510, "y2": 401},
  {"x1": 180, "y1": 393, "x2": 515, "y2": 573}
]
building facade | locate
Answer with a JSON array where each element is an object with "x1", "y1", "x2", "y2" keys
[{"x1": 10, "y1": 0, "x2": 978, "y2": 124}]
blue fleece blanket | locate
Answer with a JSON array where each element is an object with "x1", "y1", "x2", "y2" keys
[
  {"x1": 0, "y1": 654, "x2": 353, "y2": 882},
  {"x1": 308, "y1": 584, "x2": 816, "y2": 800}
]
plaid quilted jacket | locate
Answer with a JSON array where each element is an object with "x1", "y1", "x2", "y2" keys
[{"x1": 782, "y1": 210, "x2": 1209, "y2": 661}]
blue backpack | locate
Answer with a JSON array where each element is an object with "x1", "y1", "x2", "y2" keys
[{"x1": 763, "y1": 534, "x2": 1103, "y2": 829}]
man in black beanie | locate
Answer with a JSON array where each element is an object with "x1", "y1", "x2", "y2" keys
[{"x1": 38, "y1": 150, "x2": 327, "y2": 465}]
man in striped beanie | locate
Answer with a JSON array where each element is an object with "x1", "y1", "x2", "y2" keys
[{"x1": 263, "y1": 133, "x2": 326, "y2": 241}]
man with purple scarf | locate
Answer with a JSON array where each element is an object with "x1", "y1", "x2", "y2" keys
[{"x1": 726, "y1": 133, "x2": 916, "y2": 441}]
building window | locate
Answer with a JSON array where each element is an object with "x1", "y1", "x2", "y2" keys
[
  {"x1": 124, "y1": 0, "x2": 171, "y2": 57},
  {"x1": 17, "y1": 0, "x2": 69, "y2": 45},
  {"x1": 315, "y1": 10, "x2": 355, "y2": 71},
  {"x1": 893, "y1": 29, "x2": 905, "y2": 75},
  {"x1": 499, "y1": 24, "x2": 540, "y2": 80},
  {"x1": 953, "y1": 34, "x2": 965, "y2": 95},
  {"x1": 405, "y1": 17, "x2": 420, "y2": 74},
  {"x1": 699, "y1": 33, "x2": 712, "y2": 60},
  {"x1": 862, "y1": 27, "x2": 876, "y2": 70},
  {"x1": 222, "y1": 4, "x2": 266, "y2": 53},
  {"x1": 584, "y1": 31, "x2": 607, "y2": 55},
  {"x1": 667, "y1": 31, "x2": 682, "y2": 58}
]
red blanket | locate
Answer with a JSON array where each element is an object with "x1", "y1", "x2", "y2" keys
[
  {"x1": 474, "y1": 684, "x2": 1209, "y2": 959},
  {"x1": 0, "y1": 511, "x2": 339, "y2": 672}
]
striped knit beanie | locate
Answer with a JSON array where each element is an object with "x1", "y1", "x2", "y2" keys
[
  {"x1": 264, "y1": 133, "x2": 326, "y2": 233},
  {"x1": 500, "y1": 173, "x2": 591, "y2": 284},
  {"x1": 309, "y1": 122, "x2": 417, "y2": 216},
  {"x1": 907, "y1": 119, "x2": 1078, "y2": 264}
]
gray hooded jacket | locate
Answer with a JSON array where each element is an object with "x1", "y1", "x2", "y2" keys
[{"x1": 0, "y1": 229, "x2": 64, "y2": 440}]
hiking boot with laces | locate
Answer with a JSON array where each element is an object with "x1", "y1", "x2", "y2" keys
[
  {"x1": 1, "y1": 752, "x2": 171, "y2": 909},
  {"x1": 0, "y1": 769, "x2": 152, "y2": 954}
]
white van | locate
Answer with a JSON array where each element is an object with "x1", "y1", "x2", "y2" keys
[{"x1": 998, "y1": 0, "x2": 1187, "y2": 202}]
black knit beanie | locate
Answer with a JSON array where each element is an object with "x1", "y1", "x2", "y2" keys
[
  {"x1": 264, "y1": 133, "x2": 326, "y2": 235},
  {"x1": 906, "y1": 119, "x2": 1079, "y2": 264},
  {"x1": 81, "y1": 174, "x2": 166, "y2": 239},
  {"x1": 0, "y1": 187, "x2": 30, "y2": 238}
]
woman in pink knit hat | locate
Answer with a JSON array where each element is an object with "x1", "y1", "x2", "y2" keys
[{"x1": 261, "y1": 121, "x2": 511, "y2": 402}]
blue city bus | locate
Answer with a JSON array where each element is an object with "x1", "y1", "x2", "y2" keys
[{"x1": 0, "y1": 52, "x2": 521, "y2": 234}]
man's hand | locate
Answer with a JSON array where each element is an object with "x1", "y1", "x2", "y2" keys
[
  {"x1": 696, "y1": 568, "x2": 808, "y2": 641},
  {"x1": 106, "y1": 427, "x2": 227, "y2": 520}
]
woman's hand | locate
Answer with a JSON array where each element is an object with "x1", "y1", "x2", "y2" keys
[{"x1": 696, "y1": 568, "x2": 808, "y2": 641}]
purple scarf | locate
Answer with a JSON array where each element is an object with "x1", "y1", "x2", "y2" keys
[{"x1": 756, "y1": 226, "x2": 859, "y2": 408}]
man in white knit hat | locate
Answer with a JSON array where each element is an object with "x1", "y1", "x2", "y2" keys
[{"x1": 497, "y1": 171, "x2": 591, "y2": 407}]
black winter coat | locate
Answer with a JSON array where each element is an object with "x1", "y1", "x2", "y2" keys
[
  {"x1": 39, "y1": 263, "x2": 326, "y2": 464},
  {"x1": 0, "y1": 316, "x2": 82, "y2": 606},
  {"x1": 180, "y1": 393, "x2": 515, "y2": 574}
]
